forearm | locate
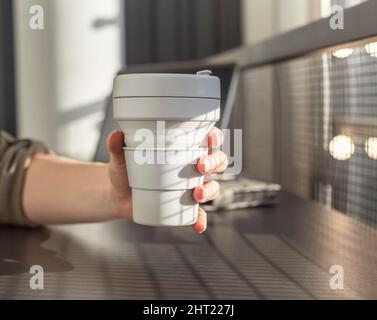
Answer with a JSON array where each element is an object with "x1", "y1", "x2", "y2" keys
[{"x1": 23, "y1": 153, "x2": 121, "y2": 225}]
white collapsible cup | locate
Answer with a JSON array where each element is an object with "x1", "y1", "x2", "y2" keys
[
  {"x1": 113, "y1": 72, "x2": 221, "y2": 226},
  {"x1": 116, "y1": 119, "x2": 215, "y2": 148},
  {"x1": 113, "y1": 73, "x2": 221, "y2": 149},
  {"x1": 124, "y1": 147, "x2": 208, "y2": 190},
  {"x1": 132, "y1": 189, "x2": 198, "y2": 226}
]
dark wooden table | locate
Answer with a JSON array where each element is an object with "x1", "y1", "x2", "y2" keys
[{"x1": 0, "y1": 192, "x2": 376, "y2": 299}]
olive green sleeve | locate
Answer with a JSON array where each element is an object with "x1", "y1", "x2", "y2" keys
[{"x1": 0, "y1": 131, "x2": 50, "y2": 227}]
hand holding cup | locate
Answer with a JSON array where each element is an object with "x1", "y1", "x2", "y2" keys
[{"x1": 107, "y1": 128, "x2": 228, "y2": 233}]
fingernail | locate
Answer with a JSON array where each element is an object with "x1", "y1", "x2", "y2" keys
[
  {"x1": 213, "y1": 133, "x2": 220, "y2": 147},
  {"x1": 199, "y1": 225, "x2": 206, "y2": 234},
  {"x1": 208, "y1": 134, "x2": 213, "y2": 147},
  {"x1": 202, "y1": 188, "x2": 208, "y2": 200},
  {"x1": 204, "y1": 159, "x2": 211, "y2": 172},
  {"x1": 195, "y1": 222, "x2": 205, "y2": 234}
]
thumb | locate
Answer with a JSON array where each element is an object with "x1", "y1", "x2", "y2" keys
[{"x1": 107, "y1": 130, "x2": 126, "y2": 167}]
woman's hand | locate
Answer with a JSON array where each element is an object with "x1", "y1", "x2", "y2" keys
[
  {"x1": 22, "y1": 127, "x2": 227, "y2": 229},
  {"x1": 107, "y1": 127, "x2": 228, "y2": 233}
]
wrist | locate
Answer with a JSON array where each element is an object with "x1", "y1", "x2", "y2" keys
[{"x1": 105, "y1": 163, "x2": 133, "y2": 220}]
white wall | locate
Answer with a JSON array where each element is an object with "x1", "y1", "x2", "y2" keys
[
  {"x1": 242, "y1": 0, "x2": 322, "y2": 45},
  {"x1": 14, "y1": 0, "x2": 122, "y2": 160}
]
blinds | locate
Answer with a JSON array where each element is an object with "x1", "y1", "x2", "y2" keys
[{"x1": 124, "y1": 0, "x2": 241, "y2": 64}]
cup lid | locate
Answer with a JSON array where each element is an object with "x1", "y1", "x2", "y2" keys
[{"x1": 113, "y1": 71, "x2": 221, "y2": 99}]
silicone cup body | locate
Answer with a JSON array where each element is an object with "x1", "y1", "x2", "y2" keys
[
  {"x1": 113, "y1": 73, "x2": 221, "y2": 226},
  {"x1": 124, "y1": 148, "x2": 208, "y2": 190},
  {"x1": 114, "y1": 97, "x2": 220, "y2": 148},
  {"x1": 132, "y1": 189, "x2": 198, "y2": 226}
]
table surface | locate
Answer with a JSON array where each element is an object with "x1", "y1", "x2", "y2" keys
[{"x1": 0, "y1": 192, "x2": 376, "y2": 300}]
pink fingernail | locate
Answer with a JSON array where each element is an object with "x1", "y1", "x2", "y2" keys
[
  {"x1": 202, "y1": 188, "x2": 208, "y2": 200},
  {"x1": 214, "y1": 134, "x2": 220, "y2": 147},
  {"x1": 204, "y1": 159, "x2": 211, "y2": 172}
]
